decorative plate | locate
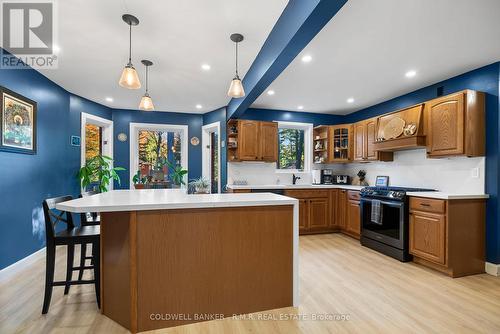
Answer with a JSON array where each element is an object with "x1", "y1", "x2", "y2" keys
[
  {"x1": 383, "y1": 117, "x2": 405, "y2": 139},
  {"x1": 403, "y1": 123, "x2": 417, "y2": 136},
  {"x1": 117, "y1": 133, "x2": 128, "y2": 142},
  {"x1": 190, "y1": 137, "x2": 200, "y2": 146}
]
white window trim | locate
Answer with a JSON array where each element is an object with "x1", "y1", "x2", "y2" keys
[
  {"x1": 202, "y1": 121, "x2": 221, "y2": 193},
  {"x1": 275, "y1": 121, "x2": 313, "y2": 173},
  {"x1": 80, "y1": 112, "x2": 114, "y2": 190},
  {"x1": 129, "y1": 122, "x2": 189, "y2": 189}
]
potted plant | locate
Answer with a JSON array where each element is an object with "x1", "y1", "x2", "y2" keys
[
  {"x1": 78, "y1": 155, "x2": 126, "y2": 192},
  {"x1": 152, "y1": 157, "x2": 167, "y2": 182},
  {"x1": 189, "y1": 177, "x2": 210, "y2": 194},
  {"x1": 132, "y1": 170, "x2": 148, "y2": 189},
  {"x1": 165, "y1": 160, "x2": 188, "y2": 188}
]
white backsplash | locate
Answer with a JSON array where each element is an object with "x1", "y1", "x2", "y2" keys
[{"x1": 227, "y1": 149, "x2": 485, "y2": 194}]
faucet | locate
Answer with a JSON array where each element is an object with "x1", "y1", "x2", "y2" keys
[{"x1": 292, "y1": 174, "x2": 301, "y2": 185}]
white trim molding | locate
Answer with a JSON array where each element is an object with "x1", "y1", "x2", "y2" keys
[
  {"x1": 485, "y1": 262, "x2": 500, "y2": 276},
  {"x1": 129, "y1": 122, "x2": 189, "y2": 189},
  {"x1": 275, "y1": 121, "x2": 313, "y2": 173},
  {"x1": 202, "y1": 121, "x2": 221, "y2": 193},
  {"x1": 0, "y1": 248, "x2": 45, "y2": 284},
  {"x1": 80, "y1": 112, "x2": 114, "y2": 167}
]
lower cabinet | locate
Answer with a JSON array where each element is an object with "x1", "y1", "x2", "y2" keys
[
  {"x1": 409, "y1": 211, "x2": 446, "y2": 265},
  {"x1": 346, "y1": 199, "x2": 361, "y2": 238}
]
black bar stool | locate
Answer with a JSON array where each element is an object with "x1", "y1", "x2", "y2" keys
[
  {"x1": 42, "y1": 195, "x2": 100, "y2": 314},
  {"x1": 78, "y1": 190, "x2": 100, "y2": 281}
]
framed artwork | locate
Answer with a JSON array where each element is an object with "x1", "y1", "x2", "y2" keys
[{"x1": 0, "y1": 86, "x2": 37, "y2": 154}]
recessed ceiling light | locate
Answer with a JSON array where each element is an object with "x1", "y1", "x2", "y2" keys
[
  {"x1": 201, "y1": 64, "x2": 211, "y2": 71},
  {"x1": 105, "y1": 97, "x2": 113, "y2": 102},
  {"x1": 196, "y1": 104, "x2": 202, "y2": 109},
  {"x1": 347, "y1": 97, "x2": 355, "y2": 103},
  {"x1": 301, "y1": 55, "x2": 312, "y2": 63},
  {"x1": 405, "y1": 70, "x2": 417, "y2": 78},
  {"x1": 297, "y1": 105, "x2": 304, "y2": 110},
  {"x1": 267, "y1": 90, "x2": 275, "y2": 96}
]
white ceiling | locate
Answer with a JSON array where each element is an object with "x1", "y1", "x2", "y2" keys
[
  {"x1": 35, "y1": 0, "x2": 288, "y2": 113},
  {"x1": 252, "y1": 0, "x2": 500, "y2": 114}
]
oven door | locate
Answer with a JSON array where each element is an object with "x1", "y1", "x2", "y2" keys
[{"x1": 360, "y1": 198, "x2": 405, "y2": 249}]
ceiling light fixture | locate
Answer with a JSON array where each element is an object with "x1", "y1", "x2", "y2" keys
[
  {"x1": 227, "y1": 33, "x2": 245, "y2": 98},
  {"x1": 301, "y1": 55, "x2": 312, "y2": 63},
  {"x1": 347, "y1": 97, "x2": 355, "y2": 103},
  {"x1": 297, "y1": 105, "x2": 304, "y2": 110},
  {"x1": 118, "y1": 14, "x2": 141, "y2": 89},
  {"x1": 201, "y1": 64, "x2": 211, "y2": 71},
  {"x1": 267, "y1": 90, "x2": 275, "y2": 96},
  {"x1": 196, "y1": 104, "x2": 202, "y2": 109},
  {"x1": 105, "y1": 97, "x2": 114, "y2": 102},
  {"x1": 405, "y1": 70, "x2": 417, "y2": 78},
  {"x1": 139, "y1": 60, "x2": 154, "y2": 111}
]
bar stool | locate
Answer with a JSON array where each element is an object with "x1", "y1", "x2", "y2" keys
[
  {"x1": 42, "y1": 195, "x2": 100, "y2": 314},
  {"x1": 78, "y1": 190, "x2": 100, "y2": 281}
]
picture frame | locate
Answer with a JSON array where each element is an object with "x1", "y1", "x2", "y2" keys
[{"x1": 0, "y1": 86, "x2": 37, "y2": 154}]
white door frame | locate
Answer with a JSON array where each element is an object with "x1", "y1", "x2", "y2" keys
[
  {"x1": 129, "y1": 122, "x2": 189, "y2": 189},
  {"x1": 81, "y1": 112, "x2": 114, "y2": 189},
  {"x1": 202, "y1": 121, "x2": 221, "y2": 193}
]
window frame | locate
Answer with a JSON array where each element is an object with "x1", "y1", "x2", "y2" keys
[
  {"x1": 275, "y1": 121, "x2": 312, "y2": 173},
  {"x1": 129, "y1": 122, "x2": 189, "y2": 189}
]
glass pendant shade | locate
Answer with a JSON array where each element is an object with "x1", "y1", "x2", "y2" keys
[
  {"x1": 227, "y1": 76, "x2": 245, "y2": 98},
  {"x1": 139, "y1": 94, "x2": 154, "y2": 111},
  {"x1": 119, "y1": 64, "x2": 141, "y2": 89}
]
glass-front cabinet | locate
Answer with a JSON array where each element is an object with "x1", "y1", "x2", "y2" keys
[{"x1": 329, "y1": 124, "x2": 353, "y2": 163}]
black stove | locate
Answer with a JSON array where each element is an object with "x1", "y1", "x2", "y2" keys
[{"x1": 359, "y1": 186, "x2": 436, "y2": 262}]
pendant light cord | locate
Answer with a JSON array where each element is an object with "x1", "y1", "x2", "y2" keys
[
  {"x1": 128, "y1": 24, "x2": 132, "y2": 64},
  {"x1": 235, "y1": 41, "x2": 239, "y2": 77},
  {"x1": 145, "y1": 65, "x2": 149, "y2": 93}
]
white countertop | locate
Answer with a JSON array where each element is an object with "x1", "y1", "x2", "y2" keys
[
  {"x1": 56, "y1": 189, "x2": 298, "y2": 213},
  {"x1": 227, "y1": 184, "x2": 365, "y2": 191},
  {"x1": 406, "y1": 192, "x2": 489, "y2": 200}
]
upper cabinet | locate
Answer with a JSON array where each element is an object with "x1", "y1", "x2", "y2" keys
[
  {"x1": 425, "y1": 90, "x2": 485, "y2": 158},
  {"x1": 329, "y1": 124, "x2": 353, "y2": 163},
  {"x1": 227, "y1": 120, "x2": 278, "y2": 162},
  {"x1": 354, "y1": 118, "x2": 393, "y2": 162}
]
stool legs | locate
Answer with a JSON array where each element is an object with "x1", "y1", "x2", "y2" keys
[
  {"x1": 64, "y1": 244, "x2": 74, "y2": 295},
  {"x1": 42, "y1": 244, "x2": 56, "y2": 314},
  {"x1": 78, "y1": 243, "x2": 87, "y2": 280},
  {"x1": 93, "y1": 240, "x2": 101, "y2": 308}
]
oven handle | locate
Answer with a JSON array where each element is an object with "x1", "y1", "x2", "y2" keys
[{"x1": 360, "y1": 198, "x2": 404, "y2": 208}]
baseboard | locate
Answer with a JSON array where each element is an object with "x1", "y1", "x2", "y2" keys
[
  {"x1": 0, "y1": 247, "x2": 46, "y2": 283},
  {"x1": 485, "y1": 262, "x2": 500, "y2": 276}
]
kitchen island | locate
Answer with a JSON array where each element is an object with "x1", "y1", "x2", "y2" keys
[{"x1": 57, "y1": 189, "x2": 298, "y2": 333}]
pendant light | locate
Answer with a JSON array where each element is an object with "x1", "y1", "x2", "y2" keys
[
  {"x1": 227, "y1": 33, "x2": 245, "y2": 98},
  {"x1": 118, "y1": 14, "x2": 141, "y2": 89},
  {"x1": 139, "y1": 60, "x2": 154, "y2": 111}
]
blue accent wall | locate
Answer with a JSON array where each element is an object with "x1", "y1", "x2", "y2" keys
[
  {"x1": 203, "y1": 107, "x2": 227, "y2": 191},
  {"x1": 0, "y1": 66, "x2": 112, "y2": 269},
  {"x1": 239, "y1": 108, "x2": 343, "y2": 126},
  {"x1": 111, "y1": 109, "x2": 203, "y2": 190},
  {"x1": 342, "y1": 62, "x2": 500, "y2": 264}
]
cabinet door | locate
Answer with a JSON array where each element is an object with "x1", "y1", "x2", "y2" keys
[
  {"x1": 365, "y1": 118, "x2": 377, "y2": 160},
  {"x1": 409, "y1": 212, "x2": 446, "y2": 265},
  {"x1": 346, "y1": 200, "x2": 361, "y2": 237},
  {"x1": 353, "y1": 121, "x2": 365, "y2": 161},
  {"x1": 298, "y1": 199, "x2": 309, "y2": 233},
  {"x1": 309, "y1": 198, "x2": 330, "y2": 230},
  {"x1": 337, "y1": 190, "x2": 347, "y2": 229},
  {"x1": 330, "y1": 189, "x2": 338, "y2": 228},
  {"x1": 426, "y1": 92, "x2": 465, "y2": 156},
  {"x1": 239, "y1": 120, "x2": 260, "y2": 160},
  {"x1": 260, "y1": 122, "x2": 278, "y2": 162}
]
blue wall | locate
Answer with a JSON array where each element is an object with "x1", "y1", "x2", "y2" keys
[
  {"x1": 112, "y1": 109, "x2": 203, "y2": 190},
  {"x1": 239, "y1": 108, "x2": 342, "y2": 126},
  {"x1": 0, "y1": 67, "x2": 112, "y2": 269},
  {"x1": 203, "y1": 107, "x2": 227, "y2": 190},
  {"x1": 342, "y1": 62, "x2": 500, "y2": 264}
]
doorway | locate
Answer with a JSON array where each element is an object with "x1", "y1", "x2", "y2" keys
[{"x1": 202, "y1": 122, "x2": 221, "y2": 193}]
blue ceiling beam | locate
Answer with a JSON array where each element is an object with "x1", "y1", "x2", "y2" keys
[{"x1": 226, "y1": 0, "x2": 348, "y2": 119}]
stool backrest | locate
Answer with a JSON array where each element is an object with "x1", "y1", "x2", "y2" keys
[
  {"x1": 79, "y1": 191, "x2": 100, "y2": 226},
  {"x1": 43, "y1": 195, "x2": 75, "y2": 241}
]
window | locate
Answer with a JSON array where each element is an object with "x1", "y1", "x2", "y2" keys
[
  {"x1": 85, "y1": 124, "x2": 102, "y2": 163},
  {"x1": 276, "y1": 122, "x2": 312, "y2": 172}
]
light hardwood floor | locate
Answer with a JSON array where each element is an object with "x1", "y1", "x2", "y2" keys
[{"x1": 1, "y1": 233, "x2": 500, "y2": 334}]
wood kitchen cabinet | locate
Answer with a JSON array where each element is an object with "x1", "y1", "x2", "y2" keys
[
  {"x1": 425, "y1": 90, "x2": 485, "y2": 158},
  {"x1": 227, "y1": 120, "x2": 278, "y2": 162},
  {"x1": 336, "y1": 189, "x2": 347, "y2": 230},
  {"x1": 354, "y1": 118, "x2": 393, "y2": 162},
  {"x1": 409, "y1": 196, "x2": 486, "y2": 277},
  {"x1": 284, "y1": 189, "x2": 331, "y2": 234},
  {"x1": 329, "y1": 125, "x2": 353, "y2": 162},
  {"x1": 345, "y1": 191, "x2": 361, "y2": 239}
]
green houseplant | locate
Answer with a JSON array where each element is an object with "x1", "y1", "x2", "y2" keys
[
  {"x1": 132, "y1": 170, "x2": 148, "y2": 189},
  {"x1": 189, "y1": 177, "x2": 210, "y2": 194},
  {"x1": 78, "y1": 155, "x2": 126, "y2": 192},
  {"x1": 166, "y1": 160, "x2": 188, "y2": 187}
]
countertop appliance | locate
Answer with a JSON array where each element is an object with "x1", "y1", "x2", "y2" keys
[
  {"x1": 321, "y1": 169, "x2": 334, "y2": 184},
  {"x1": 312, "y1": 170, "x2": 321, "y2": 185},
  {"x1": 359, "y1": 186, "x2": 435, "y2": 262},
  {"x1": 333, "y1": 175, "x2": 350, "y2": 185}
]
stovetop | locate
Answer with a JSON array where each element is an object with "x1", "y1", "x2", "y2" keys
[{"x1": 360, "y1": 186, "x2": 435, "y2": 201}]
